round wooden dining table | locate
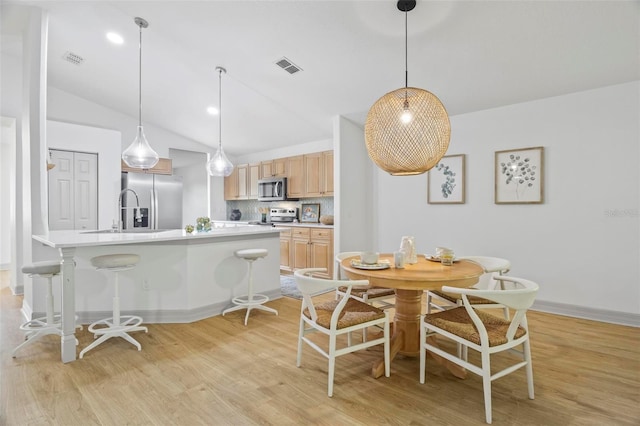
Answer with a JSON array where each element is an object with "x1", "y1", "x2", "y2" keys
[{"x1": 341, "y1": 253, "x2": 484, "y2": 378}]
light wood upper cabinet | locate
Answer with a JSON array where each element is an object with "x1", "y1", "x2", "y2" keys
[
  {"x1": 225, "y1": 150, "x2": 333, "y2": 200},
  {"x1": 248, "y1": 163, "x2": 260, "y2": 199},
  {"x1": 261, "y1": 158, "x2": 287, "y2": 178},
  {"x1": 304, "y1": 152, "x2": 323, "y2": 197},
  {"x1": 299, "y1": 150, "x2": 334, "y2": 198},
  {"x1": 224, "y1": 166, "x2": 239, "y2": 200},
  {"x1": 236, "y1": 164, "x2": 249, "y2": 200},
  {"x1": 322, "y1": 150, "x2": 334, "y2": 196},
  {"x1": 273, "y1": 158, "x2": 287, "y2": 177},
  {"x1": 121, "y1": 157, "x2": 172, "y2": 175},
  {"x1": 287, "y1": 155, "x2": 305, "y2": 198},
  {"x1": 224, "y1": 163, "x2": 260, "y2": 200}
]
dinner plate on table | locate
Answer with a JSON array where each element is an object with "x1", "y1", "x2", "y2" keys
[
  {"x1": 350, "y1": 260, "x2": 391, "y2": 270},
  {"x1": 424, "y1": 254, "x2": 459, "y2": 263}
]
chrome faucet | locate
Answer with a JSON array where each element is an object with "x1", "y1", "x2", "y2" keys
[{"x1": 117, "y1": 188, "x2": 142, "y2": 232}]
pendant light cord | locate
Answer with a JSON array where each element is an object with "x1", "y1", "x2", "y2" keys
[
  {"x1": 404, "y1": 5, "x2": 408, "y2": 89},
  {"x1": 218, "y1": 68, "x2": 222, "y2": 150},
  {"x1": 138, "y1": 22, "x2": 143, "y2": 127}
]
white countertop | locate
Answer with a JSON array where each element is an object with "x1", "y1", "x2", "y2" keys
[
  {"x1": 272, "y1": 223, "x2": 334, "y2": 229},
  {"x1": 33, "y1": 225, "x2": 281, "y2": 249}
]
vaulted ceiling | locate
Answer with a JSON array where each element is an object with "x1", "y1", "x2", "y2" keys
[{"x1": 2, "y1": 1, "x2": 638, "y2": 157}]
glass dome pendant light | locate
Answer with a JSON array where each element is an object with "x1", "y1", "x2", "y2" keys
[
  {"x1": 364, "y1": 0, "x2": 451, "y2": 176},
  {"x1": 122, "y1": 17, "x2": 159, "y2": 169},
  {"x1": 206, "y1": 66, "x2": 234, "y2": 177}
]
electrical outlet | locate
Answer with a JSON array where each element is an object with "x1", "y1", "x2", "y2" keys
[{"x1": 142, "y1": 279, "x2": 150, "y2": 291}]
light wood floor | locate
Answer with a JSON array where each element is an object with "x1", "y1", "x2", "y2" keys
[{"x1": 1, "y1": 270, "x2": 638, "y2": 425}]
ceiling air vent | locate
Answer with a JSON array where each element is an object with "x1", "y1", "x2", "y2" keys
[
  {"x1": 62, "y1": 51, "x2": 84, "y2": 66},
  {"x1": 275, "y1": 57, "x2": 302, "y2": 74}
]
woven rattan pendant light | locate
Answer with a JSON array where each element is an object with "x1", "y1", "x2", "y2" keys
[{"x1": 365, "y1": 0, "x2": 450, "y2": 176}]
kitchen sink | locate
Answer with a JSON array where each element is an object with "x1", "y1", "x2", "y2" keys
[{"x1": 81, "y1": 229, "x2": 173, "y2": 234}]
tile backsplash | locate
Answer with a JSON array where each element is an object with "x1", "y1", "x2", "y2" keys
[{"x1": 226, "y1": 197, "x2": 334, "y2": 222}]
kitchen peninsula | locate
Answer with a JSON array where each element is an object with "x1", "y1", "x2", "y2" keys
[{"x1": 32, "y1": 225, "x2": 281, "y2": 363}]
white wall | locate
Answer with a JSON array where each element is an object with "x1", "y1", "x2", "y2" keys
[
  {"x1": 334, "y1": 116, "x2": 375, "y2": 256},
  {"x1": 233, "y1": 138, "x2": 333, "y2": 165},
  {"x1": 373, "y1": 82, "x2": 639, "y2": 323},
  {"x1": 1, "y1": 52, "x2": 22, "y2": 116},
  {"x1": 47, "y1": 86, "x2": 213, "y2": 159},
  {"x1": 173, "y1": 153, "x2": 209, "y2": 227},
  {"x1": 0, "y1": 118, "x2": 16, "y2": 268},
  {"x1": 47, "y1": 120, "x2": 121, "y2": 229}
]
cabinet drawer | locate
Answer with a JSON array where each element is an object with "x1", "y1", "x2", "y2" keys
[
  {"x1": 311, "y1": 228, "x2": 332, "y2": 240},
  {"x1": 277, "y1": 227, "x2": 292, "y2": 237},
  {"x1": 292, "y1": 227, "x2": 311, "y2": 239}
]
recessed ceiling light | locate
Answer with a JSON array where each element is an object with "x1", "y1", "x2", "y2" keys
[
  {"x1": 106, "y1": 32, "x2": 124, "y2": 45},
  {"x1": 207, "y1": 106, "x2": 219, "y2": 116}
]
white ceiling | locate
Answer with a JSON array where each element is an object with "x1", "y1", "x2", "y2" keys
[{"x1": 2, "y1": 1, "x2": 638, "y2": 157}]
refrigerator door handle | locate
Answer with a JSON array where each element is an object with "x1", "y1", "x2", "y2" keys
[
  {"x1": 149, "y1": 189, "x2": 156, "y2": 230},
  {"x1": 154, "y1": 189, "x2": 159, "y2": 229}
]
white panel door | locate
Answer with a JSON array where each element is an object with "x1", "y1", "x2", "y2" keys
[
  {"x1": 48, "y1": 150, "x2": 74, "y2": 230},
  {"x1": 48, "y1": 149, "x2": 98, "y2": 230},
  {"x1": 73, "y1": 152, "x2": 98, "y2": 230}
]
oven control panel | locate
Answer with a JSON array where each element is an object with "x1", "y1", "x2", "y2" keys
[{"x1": 270, "y1": 208, "x2": 297, "y2": 222}]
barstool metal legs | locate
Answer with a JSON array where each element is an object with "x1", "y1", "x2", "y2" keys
[
  {"x1": 12, "y1": 274, "x2": 81, "y2": 357},
  {"x1": 222, "y1": 256, "x2": 278, "y2": 325},
  {"x1": 80, "y1": 268, "x2": 147, "y2": 358}
]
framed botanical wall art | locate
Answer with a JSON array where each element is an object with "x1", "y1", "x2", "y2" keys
[
  {"x1": 301, "y1": 203, "x2": 320, "y2": 223},
  {"x1": 427, "y1": 154, "x2": 466, "y2": 204},
  {"x1": 495, "y1": 146, "x2": 544, "y2": 204}
]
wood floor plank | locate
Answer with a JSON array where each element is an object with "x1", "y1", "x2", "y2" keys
[{"x1": 1, "y1": 274, "x2": 639, "y2": 425}]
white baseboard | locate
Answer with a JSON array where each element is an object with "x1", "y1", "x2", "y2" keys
[
  {"x1": 24, "y1": 289, "x2": 636, "y2": 328},
  {"x1": 68, "y1": 289, "x2": 283, "y2": 325},
  {"x1": 532, "y1": 300, "x2": 639, "y2": 327}
]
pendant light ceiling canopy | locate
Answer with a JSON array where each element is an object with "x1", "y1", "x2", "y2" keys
[
  {"x1": 364, "y1": 0, "x2": 451, "y2": 176},
  {"x1": 122, "y1": 17, "x2": 159, "y2": 170},
  {"x1": 206, "y1": 66, "x2": 234, "y2": 177}
]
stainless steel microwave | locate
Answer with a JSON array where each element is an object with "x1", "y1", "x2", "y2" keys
[{"x1": 258, "y1": 177, "x2": 290, "y2": 201}]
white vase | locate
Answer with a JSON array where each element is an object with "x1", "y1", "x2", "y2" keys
[{"x1": 400, "y1": 236, "x2": 417, "y2": 264}]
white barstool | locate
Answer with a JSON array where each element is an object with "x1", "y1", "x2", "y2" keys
[
  {"x1": 222, "y1": 248, "x2": 278, "y2": 326},
  {"x1": 13, "y1": 261, "x2": 81, "y2": 357},
  {"x1": 80, "y1": 254, "x2": 148, "y2": 358}
]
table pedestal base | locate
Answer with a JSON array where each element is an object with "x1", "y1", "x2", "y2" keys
[{"x1": 371, "y1": 289, "x2": 466, "y2": 379}]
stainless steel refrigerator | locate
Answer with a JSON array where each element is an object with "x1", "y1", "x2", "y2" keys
[{"x1": 121, "y1": 172, "x2": 183, "y2": 230}]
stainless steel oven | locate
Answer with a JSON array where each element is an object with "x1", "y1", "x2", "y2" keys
[{"x1": 270, "y1": 208, "x2": 297, "y2": 223}]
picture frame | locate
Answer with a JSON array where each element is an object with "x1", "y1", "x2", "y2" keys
[
  {"x1": 495, "y1": 146, "x2": 544, "y2": 204},
  {"x1": 300, "y1": 203, "x2": 320, "y2": 223},
  {"x1": 428, "y1": 154, "x2": 466, "y2": 204}
]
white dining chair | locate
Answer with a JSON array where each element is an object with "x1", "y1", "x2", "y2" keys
[
  {"x1": 419, "y1": 275, "x2": 539, "y2": 424},
  {"x1": 334, "y1": 251, "x2": 395, "y2": 343},
  {"x1": 426, "y1": 256, "x2": 511, "y2": 319},
  {"x1": 295, "y1": 268, "x2": 391, "y2": 397},
  {"x1": 334, "y1": 251, "x2": 395, "y2": 309}
]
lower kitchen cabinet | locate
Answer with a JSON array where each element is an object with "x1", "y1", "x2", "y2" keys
[
  {"x1": 279, "y1": 227, "x2": 293, "y2": 273},
  {"x1": 277, "y1": 225, "x2": 333, "y2": 279}
]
